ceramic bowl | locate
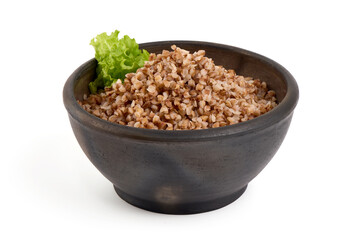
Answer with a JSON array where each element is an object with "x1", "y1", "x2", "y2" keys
[{"x1": 63, "y1": 41, "x2": 299, "y2": 214}]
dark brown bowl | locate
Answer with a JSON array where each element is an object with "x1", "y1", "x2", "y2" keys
[{"x1": 63, "y1": 41, "x2": 299, "y2": 214}]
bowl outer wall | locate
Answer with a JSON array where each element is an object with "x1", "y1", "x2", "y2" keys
[{"x1": 63, "y1": 41, "x2": 298, "y2": 207}]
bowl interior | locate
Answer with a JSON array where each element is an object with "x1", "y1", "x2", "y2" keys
[{"x1": 74, "y1": 41, "x2": 287, "y2": 103}]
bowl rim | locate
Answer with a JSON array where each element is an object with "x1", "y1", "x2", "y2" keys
[{"x1": 63, "y1": 40, "x2": 299, "y2": 141}]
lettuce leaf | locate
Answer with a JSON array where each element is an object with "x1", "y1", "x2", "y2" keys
[{"x1": 89, "y1": 30, "x2": 149, "y2": 93}]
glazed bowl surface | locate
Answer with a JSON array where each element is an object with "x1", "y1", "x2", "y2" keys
[{"x1": 63, "y1": 41, "x2": 299, "y2": 214}]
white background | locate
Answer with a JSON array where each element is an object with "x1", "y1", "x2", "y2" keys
[{"x1": 1, "y1": 0, "x2": 359, "y2": 239}]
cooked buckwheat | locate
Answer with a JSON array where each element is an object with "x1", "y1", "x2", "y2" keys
[{"x1": 78, "y1": 45, "x2": 277, "y2": 130}]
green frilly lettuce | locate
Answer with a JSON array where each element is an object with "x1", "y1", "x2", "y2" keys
[{"x1": 89, "y1": 30, "x2": 149, "y2": 93}]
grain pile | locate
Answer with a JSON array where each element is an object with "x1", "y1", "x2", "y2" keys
[{"x1": 78, "y1": 45, "x2": 277, "y2": 130}]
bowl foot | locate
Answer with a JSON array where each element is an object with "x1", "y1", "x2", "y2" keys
[{"x1": 114, "y1": 185, "x2": 247, "y2": 214}]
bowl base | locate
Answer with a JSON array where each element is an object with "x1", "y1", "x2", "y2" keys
[{"x1": 114, "y1": 185, "x2": 247, "y2": 214}]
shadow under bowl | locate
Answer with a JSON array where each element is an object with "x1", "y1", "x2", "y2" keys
[{"x1": 63, "y1": 41, "x2": 299, "y2": 214}]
